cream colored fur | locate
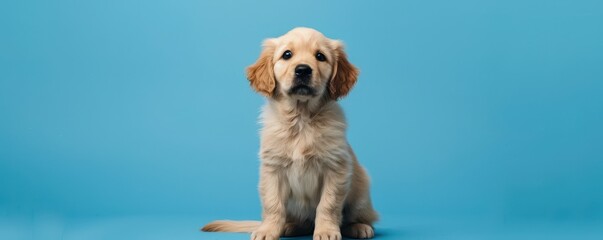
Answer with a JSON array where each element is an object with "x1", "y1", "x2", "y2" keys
[{"x1": 202, "y1": 27, "x2": 378, "y2": 240}]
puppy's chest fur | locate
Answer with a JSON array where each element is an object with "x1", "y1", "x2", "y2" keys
[
  {"x1": 260, "y1": 103, "x2": 348, "y2": 218},
  {"x1": 261, "y1": 103, "x2": 347, "y2": 165}
]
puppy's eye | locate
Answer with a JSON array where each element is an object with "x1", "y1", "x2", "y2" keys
[
  {"x1": 315, "y1": 52, "x2": 327, "y2": 62},
  {"x1": 282, "y1": 50, "x2": 292, "y2": 60}
]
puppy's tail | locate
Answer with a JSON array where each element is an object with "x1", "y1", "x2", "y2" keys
[{"x1": 201, "y1": 220, "x2": 261, "y2": 233}]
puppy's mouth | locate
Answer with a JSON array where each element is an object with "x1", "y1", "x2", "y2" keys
[{"x1": 288, "y1": 85, "x2": 316, "y2": 96}]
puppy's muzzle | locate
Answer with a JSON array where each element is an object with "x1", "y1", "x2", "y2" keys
[
  {"x1": 289, "y1": 64, "x2": 315, "y2": 96},
  {"x1": 294, "y1": 64, "x2": 312, "y2": 84}
]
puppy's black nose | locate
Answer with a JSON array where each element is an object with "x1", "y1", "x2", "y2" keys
[{"x1": 294, "y1": 64, "x2": 312, "y2": 78}]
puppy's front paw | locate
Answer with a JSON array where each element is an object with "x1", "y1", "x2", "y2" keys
[
  {"x1": 251, "y1": 227, "x2": 280, "y2": 240},
  {"x1": 313, "y1": 228, "x2": 341, "y2": 240}
]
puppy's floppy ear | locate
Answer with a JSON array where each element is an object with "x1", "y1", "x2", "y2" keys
[
  {"x1": 329, "y1": 40, "x2": 359, "y2": 100},
  {"x1": 247, "y1": 39, "x2": 277, "y2": 97}
]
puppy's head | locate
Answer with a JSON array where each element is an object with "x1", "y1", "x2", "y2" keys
[{"x1": 247, "y1": 27, "x2": 358, "y2": 101}]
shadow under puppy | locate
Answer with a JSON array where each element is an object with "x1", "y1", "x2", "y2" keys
[{"x1": 202, "y1": 27, "x2": 378, "y2": 240}]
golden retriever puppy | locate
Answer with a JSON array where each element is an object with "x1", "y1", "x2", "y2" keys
[{"x1": 202, "y1": 27, "x2": 378, "y2": 240}]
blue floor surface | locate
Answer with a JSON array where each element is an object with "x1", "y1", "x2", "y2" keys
[{"x1": 1, "y1": 214, "x2": 602, "y2": 240}]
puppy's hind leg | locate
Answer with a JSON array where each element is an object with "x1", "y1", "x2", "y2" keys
[
  {"x1": 341, "y1": 202, "x2": 378, "y2": 239},
  {"x1": 342, "y1": 161, "x2": 378, "y2": 239},
  {"x1": 341, "y1": 223, "x2": 374, "y2": 239}
]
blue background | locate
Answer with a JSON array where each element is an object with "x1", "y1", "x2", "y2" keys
[{"x1": 1, "y1": 0, "x2": 603, "y2": 239}]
